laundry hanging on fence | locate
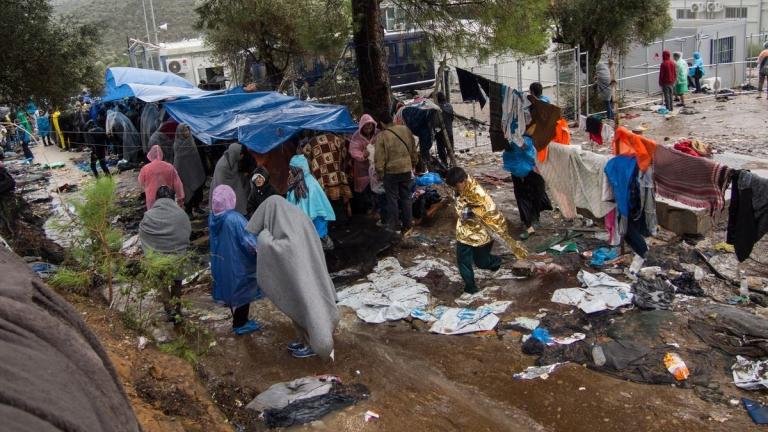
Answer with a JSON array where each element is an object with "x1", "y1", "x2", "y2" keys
[
  {"x1": 726, "y1": 170, "x2": 768, "y2": 262},
  {"x1": 489, "y1": 81, "x2": 507, "y2": 152},
  {"x1": 536, "y1": 144, "x2": 615, "y2": 219},
  {"x1": 456, "y1": 68, "x2": 490, "y2": 108},
  {"x1": 612, "y1": 127, "x2": 657, "y2": 172},
  {"x1": 586, "y1": 116, "x2": 603, "y2": 145},
  {"x1": 502, "y1": 86, "x2": 525, "y2": 147},
  {"x1": 526, "y1": 95, "x2": 562, "y2": 152},
  {"x1": 653, "y1": 145, "x2": 731, "y2": 214}
]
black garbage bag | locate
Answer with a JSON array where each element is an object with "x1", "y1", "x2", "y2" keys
[
  {"x1": 670, "y1": 272, "x2": 704, "y2": 297},
  {"x1": 632, "y1": 276, "x2": 675, "y2": 310},
  {"x1": 263, "y1": 383, "x2": 370, "y2": 428}
]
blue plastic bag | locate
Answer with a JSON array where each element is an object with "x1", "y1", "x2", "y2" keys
[
  {"x1": 416, "y1": 172, "x2": 443, "y2": 186},
  {"x1": 590, "y1": 247, "x2": 619, "y2": 267},
  {"x1": 531, "y1": 327, "x2": 552, "y2": 344}
]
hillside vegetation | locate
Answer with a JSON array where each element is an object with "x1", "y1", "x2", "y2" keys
[{"x1": 52, "y1": 0, "x2": 200, "y2": 64}]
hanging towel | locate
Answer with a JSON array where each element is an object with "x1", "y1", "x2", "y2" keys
[
  {"x1": 525, "y1": 95, "x2": 561, "y2": 152},
  {"x1": 612, "y1": 127, "x2": 657, "y2": 172},
  {"x1": 456, "y1": 68, "x2": 488, "y2": 108},
  {"x1": 653, "y1": 145, "x2": 731, "y2": 215},
  {"x1": 502, "y1": 87, "x2": 525, "y2": 147},
  {"x1": 586, "y1": 116, "x2": 603, "y2": 145},
  {"x1": 489, "y1": 82, "x2": 506, "y2": 152}
]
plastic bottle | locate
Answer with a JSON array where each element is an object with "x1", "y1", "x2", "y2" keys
[
  {"x1": 592, "y1": 345, "x2": 606, "y2": 367},
  {"x1": 663, "y1": 353, "x2": 690, "y2": 381}
]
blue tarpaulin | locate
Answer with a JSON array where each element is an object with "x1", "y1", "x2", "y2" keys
[
  {"x1": 164, "y1": 92, "x2": 358, "y2": 153},
  {"x1": 102, "y1": 67, "x2": 220, "y2": 102}
]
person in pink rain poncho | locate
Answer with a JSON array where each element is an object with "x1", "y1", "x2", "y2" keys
[{"x1": 138, "y1": 145, "x2": 185, "y2": 209}]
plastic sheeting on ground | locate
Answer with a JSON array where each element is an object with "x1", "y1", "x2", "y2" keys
[
  {"x1": 732, "y1": 356, "x2": 768, "y2": 391},
  {"x1": 551, "y1": 270, "x2": 633, "y2": 313},
  {"x1": 336, "y1": 257, "x2": 431, "y2": 324},
  {"x1": 411, "y1": 301, "x2": 511, "y2": 335},
  {"x1": 102, "y1": 67, "x2": 220, "y2": 102},
  {"x1": 163, "y1": 92, "x2": 358, "y2": 152},
  {"x1": 246, "y1": 376, "x2": 334, "y2": 412}
]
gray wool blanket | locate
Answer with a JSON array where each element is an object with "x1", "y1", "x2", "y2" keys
[
  {"x1": 246, "y1": 195, "x2": 339, "y2": 359},
  {"x1": 0, "y1": 247, "x2": 141, "y2": 431},
  {"x1": 139, "y1": 198, "x2": 191, "y2": 254},
  {"x1": 211, "y1": 143, "x2": 251, "y2": 215}
]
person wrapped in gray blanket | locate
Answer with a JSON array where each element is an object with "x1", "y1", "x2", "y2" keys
[
  {"x1": 0, "y1": 247, "x2": 141, "y2": 432},
  {"x1": 246, "y1": 195, "x2": 339, "y2": 359}
]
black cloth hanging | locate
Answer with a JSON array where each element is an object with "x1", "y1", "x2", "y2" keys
[
  {"x1": 488, "y1": 81, "x2": 507, "y2": 152},
  {"x1": 456, "y1": 68, "x2": 489, "y2": 109},
  {"x1": 727, "y1": 170, "x2": 768, "y2": 262}
]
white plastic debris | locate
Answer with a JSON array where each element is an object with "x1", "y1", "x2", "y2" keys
[
  {"x1": 137, "y1": 336, "x2": 148, "y2": 350},
  {"x1": 551, "y1": 270, "x2": 633, "y2": 313},
  {"x1": 732, "y1": 356, "x2": 768, "y2": 390},
  {"x1": 509, "y1": 317, "x2": 540, "y2": 331},
  {"x1": 364, "y1": 410, "x2": 380, "y2": 422},
  {"x1": 513, "y1": 363, "x2": 563, "y2": 380}
]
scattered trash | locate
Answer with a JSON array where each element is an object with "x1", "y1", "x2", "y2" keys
[
  {"x1": 137, "y1": 336, "x2": 148, "y2": 350},
  {"x1": 412, "y1": 304, "x2": 508, "y2": 335},
  {"x1": 41, "y1": 161, "x2": 66, "y2": 169},
  {"x1": 415, "y1": 172, "x2": 443, "y2": 186},
  {"x1": 726, "y1": 295, "x2": 750, "y2": 305},
  {"x1": 633, "y1": 276, "x2": 675, "y2": 310},
  {"x1": 513, "y1": 363, "x2": 563, "y2": 380},
  {"x1": 664, "y1": 353, "x2": 690, "y2": 381},
  {"x1": 578, "y1": 387, "x2": 586, "y2": 391},
  {"x1": 590, "y1": 247, "x2": 618, "y2": 267},
  {"x1": 548, "y1": 242, "x2": 578, "y2": 255},
  {"x1": 552, "y1": 332, "x2": 586, "y2": 345},
  {"x1": 28, "y1": 261, "x2": 58, "y2": 279},
  {"x1": 551, "y1": 270, "x2": 633, "y2": 313},
  {"x1": 531, "y1": 327, "x2": 552, "y2": 344},
  {"x1": 592, "y1": 345, "x2": 606, "y2": 366},
  {"x1": 246, "y1": 376, "x2": 334, "y2": 412},
  {"x1": 55, "y1": 183, "x2": 78, "y2": 193},
  {"x1": 732, "y1": 356, "x2": 768, "y2": 391},
  {"x1": 364, "y1": 410, "x2": 380, "y2": 422},
  {"x1": 742, "y1": 399, "x2": 768, "y2": 425},
  {"x1": 714, "y1": 242, "x2": 735, "y2": 253},
  {"x1": 670, "y1": 272, "x2": 705, "y2": 297},
  {"x1": 120, "y1": 234, "x2": 141, "y2": 257},
  {"x1": 507, "y1": 317, "x2": 540, "y2": 331},
  {"x1": 261, "y1": 382, "x2": 370, "y2": 428}
]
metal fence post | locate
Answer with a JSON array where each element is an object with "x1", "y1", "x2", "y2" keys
[
  {"x1": 585, "y1": 51, "x2": 590, "y2": 116},
  {"x1": 517, "y1": 59, "x2": 523, "y2": 91},
  {"x1": 555, "y1": 52, "x2": 561, "y2": 106},
  {"x1": 537, "y1": 57, "x2": 542, "y2": 85},
  {"x1": 493, "y1": 63, "x2": 499, "y2": 83},
  {"x1": 575, "y1": 46, "x2": 580, "y2": 121},
  {"x1": 715, "y1": 31, "x2": 720, "y2": 89}
]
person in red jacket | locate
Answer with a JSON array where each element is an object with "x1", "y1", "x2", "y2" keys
[{"x1": 658, "y1": 50, "x2": 677, "y2": 112}]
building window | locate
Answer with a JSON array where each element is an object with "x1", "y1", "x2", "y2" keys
[
  {"x1": 725, "y1": 7, "x2": 748, "y2": 19},
  {"x1": 712, "y1": 36, "x2": 734, "y2": 64},
  {"x1": 382, "y1": 6, "x2": 409, "y2": 31},
  {"x1": 677, "y1": 9, "x2": 697, "y2": 19}
]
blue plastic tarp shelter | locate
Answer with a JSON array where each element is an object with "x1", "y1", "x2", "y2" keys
[
  {"x1": 164, "y1": 92, "x2": 358, "y2": 153},
  {"x1": 102, "y1": 67, "x2": 220, "y2": 102}
]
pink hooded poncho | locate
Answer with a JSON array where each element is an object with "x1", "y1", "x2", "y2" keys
[
  {"x1": 138, "y1": 145, "x2": 186, "y2": 210},
  {"x1": 211, "y1": 184, "x2": 236, "y2": 215},
  {"x1": 348, "y1": 114, "x2": 378, "y2": 193}
]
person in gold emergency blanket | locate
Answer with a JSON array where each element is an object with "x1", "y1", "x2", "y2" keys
[{"x1": 445, "y1": 167, "x2": 527, "y2": 293}]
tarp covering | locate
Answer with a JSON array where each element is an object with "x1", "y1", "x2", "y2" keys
[
  {"x1": 164, "y1": 92, "x2": 358, "y2": 153},
  {"x1": 102, "y1": 67, "x2": 219, "y2": 103}
]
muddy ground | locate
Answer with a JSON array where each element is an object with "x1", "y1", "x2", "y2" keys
[{"x1": 11, "y1": 92, "x2": 768, "y2": 431}]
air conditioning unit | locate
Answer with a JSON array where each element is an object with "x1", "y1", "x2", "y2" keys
[
  {"x1": 166, "y1": 58, "x2": 190, "y2": 74},
  {"x1": 706, "y1": 1, "x2": 723, "y2": 12},
  {"x1": 690, "y1": 2, "x2": 704, "y2": 13}
]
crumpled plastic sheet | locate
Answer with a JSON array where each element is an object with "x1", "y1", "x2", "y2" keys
[
  {"x1": 336, "y1": 257, "x2": 431, "y2": 324},
  {"x1": 732, "y1": 356, "x2": 768, "y2": 391},
  {"x1": 513, "y1": 363, "x2": 563, "y2": 380},
  {"x1": 551, "y1": 270, "x2": 633, "y2": 313},
  {"x1": 411, "y1": 301, "x2": 512, "y2": 335}
]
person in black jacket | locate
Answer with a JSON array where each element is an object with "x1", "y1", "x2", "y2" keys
[
  {"x1": 85, "y1": 114, "x2": 110, "y2": 178},
  {"x1": 246, "y1": 166, "x2": 278, "y2": 217}
]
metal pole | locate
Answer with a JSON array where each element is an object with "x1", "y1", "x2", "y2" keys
[
  {"x1": 141, "y1": 0, "x2": 151, "y2": 44},
  {"x1": 493, "y1": 63, "x2": 499, "y2": 83},
  {"x1": 585, "y1": 51, "x2": 590, "y2": 116},
  {"x1": 149, "y1": 0, "x2": 159, "y2": 45},
  {"x1": 537, "y1": 57, "x2": 542, "y2": 84},
  {"x1": 517, "y1": 59, "x2": 523, "y2": 90},
  {"x1": 715, "y1": 31, "x2": 719, "y2": 89},
  {"x1": 472, "y1": 101, "x2": 478, "y2": 148},
  {"x1": 555, "y1": 52, "x2": 561, "y2": 106},
  {"x1": 575, "y1": 46, "x2": 580, "y2": 121},
  {"x1": 645, "y1": 46, "x2": 650, "y2": 96}
]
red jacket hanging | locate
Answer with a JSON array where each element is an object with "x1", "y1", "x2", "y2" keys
[{"x1": 658, "y1": 51, "x2": 677, "y2": 86}]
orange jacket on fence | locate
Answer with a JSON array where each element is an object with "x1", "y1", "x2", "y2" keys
[
  {"x1": 537, "y1": 118, "x2": 571, "y2": 162},
  {"x1": 612, "y1": 127, "x2": 657, "y2": 172}
]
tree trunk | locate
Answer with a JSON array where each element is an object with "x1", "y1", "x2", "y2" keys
[{"x1": 351, "y1": 0, "x2": 392, "y2": 123}]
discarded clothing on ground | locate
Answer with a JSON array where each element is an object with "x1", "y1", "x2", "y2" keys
[
  {"x1": 743, "y1": 398, "x2": 768, "y2": 425},
  {"x1": 536, "y1": 144, "x2": 615, "y2": 219},
  {"x1": 551, "y1": 270, "x2": 633, "y2": 313},
  {"x1": 653, "y1": 145, "x2": 731, "y2": 214},
  {"x1": 246, "y1": 376, "x2": 334, "y2": 412},
  {"x1": 688, "y1": 304, "x2": 768, "y2": 357},
  {"x1": 247, "y1": 196, "x2": 339, "y2": 359},
  {"x1": 337, "y1": 257, "x2": 430, "y2": 324},
  {"x1": 732, "y1": 356, "x2": 768, "y2": 391},
  {"x1": 0, "y1": 247, "x2": 141, "y2": 432},
  {"x1": 727, "y1": 170, "x2": 768, "y2": 262},
  {"x1": 673, "y1": 139, "x2": 712, "y2": 158},
  {"x1": 263, "y1": 383, "x2": 370, "y2": 428},
  {"x1": 670, "y1": 272, "x2": 704, "y2": 297},
  {"x1": 632, "y1": 276, "x2": 675, "y2": 310}
]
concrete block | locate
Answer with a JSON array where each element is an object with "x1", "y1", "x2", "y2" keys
[{"x1": 655, "y1": 196, "x2": 728, "y2": 236}]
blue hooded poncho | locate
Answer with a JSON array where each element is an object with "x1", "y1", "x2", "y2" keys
[
  {"x1": 689, "y1": 52, "x2": 705, "y2": 77},
  {"x1": 209, "y1": 210, "x2": 262, "y2": 308},
  {"x1": 287, "y1": 154, "x2": 336, "y2": 223}
]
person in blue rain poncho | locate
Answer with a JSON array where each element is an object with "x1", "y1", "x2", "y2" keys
[
  {"x1": 209, "y1": 184, "x2": 263, "y2": 335},
  {"x1": 287, "y1": 143, "x2": 336, "y2": 250},
  {"x1": 689, "y1": 51, "x2": 705, "y2": 94}
]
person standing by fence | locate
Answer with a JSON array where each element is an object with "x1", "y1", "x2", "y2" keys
[
  {"x1": 658, "y1": 50, "x2": 677, "y2": 112},
  {"x1": 673, "y1": 52, "x2": 689, "y2": 108},
  {"x1": 757, "y1": 42, "x2": 768, "y2": 99}
]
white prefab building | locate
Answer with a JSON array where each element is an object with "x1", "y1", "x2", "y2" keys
[
  {"x1": 157, "y1": 39, "x2": 230, "y2": 89},
  {"x1": 621, "y1": 20, "x2": 748, "y2": 94},
  {"x1": 668, "y1": 0, "x2": 768, "y2": 36}
]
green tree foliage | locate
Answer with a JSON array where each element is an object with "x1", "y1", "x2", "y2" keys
[
  {"x1": 394, "y1": 0, "x2": 551, "y2": 60},
  {"x1": 195, "y1": 0, "x2": 350, "y2": 87},
  {"x1": 0, "y1": 0, "x2": 103, "y2": 105},
  {"x1": 551, "y1": 0, "x2": 673, "y2": 62}
]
